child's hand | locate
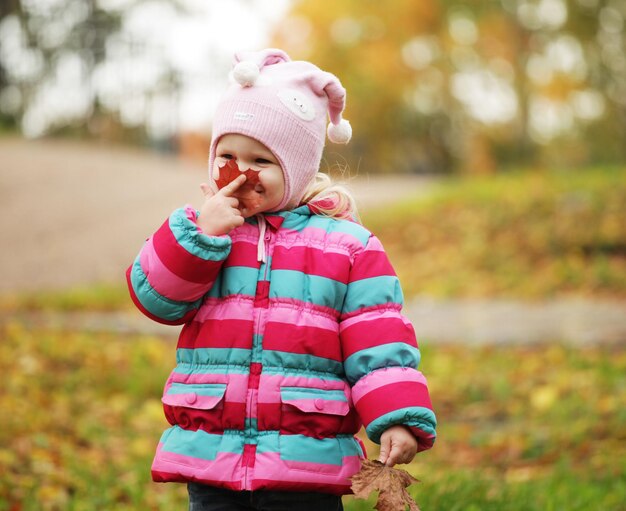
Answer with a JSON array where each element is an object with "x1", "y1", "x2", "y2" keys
[
  {"x1": 378, "y1": 425, "x2": 418, "y2": 467},
  {"x1": 197, "y1": 175, "x2": 247, "y2": 236}
]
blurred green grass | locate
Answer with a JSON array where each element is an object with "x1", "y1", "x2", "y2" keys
[
  {"x1": 0, "y1": 283, "x2": 132, "y2": 313},
  {"x1": 1, "y1": 322, "x2": 624, "y2": 510},
  {"x1": 363, "y1": 166, "x2": 626, "y2": 299}
]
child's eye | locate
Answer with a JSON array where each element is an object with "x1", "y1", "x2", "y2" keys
[
  {"x1": 221, "y1": 153, "x2": 233, "y2": 159},
  {"x1": 256, "y1": 158, "x2": 272, "y2": 164}
]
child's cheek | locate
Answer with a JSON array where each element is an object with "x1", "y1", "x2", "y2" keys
[
  {"x1": 258, "y1": 172, "x2": 273, "y2": 190},
  {"x1": 260, "y1": 168, "x2": 284, "y2": 192}
]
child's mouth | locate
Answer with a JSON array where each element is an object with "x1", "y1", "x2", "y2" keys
[{"x1": 236, "y1": 189, "x2": 263, "y2": 214}]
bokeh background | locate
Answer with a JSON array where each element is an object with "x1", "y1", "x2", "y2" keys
[{"x1": 1, "y1": 0, "x2": 625, "y2": 509}]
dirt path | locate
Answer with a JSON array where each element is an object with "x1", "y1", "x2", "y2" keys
[
  {"x1": 10, "y1": 298, "x2": 625, "y2": 345},
  {"x1": 0, "y1": 136, "x2": 433, "y2": 293}
]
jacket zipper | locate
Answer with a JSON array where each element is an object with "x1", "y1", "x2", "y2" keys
[{"x1": 243, "y1": 227, "x2": 272, "y2": 488}]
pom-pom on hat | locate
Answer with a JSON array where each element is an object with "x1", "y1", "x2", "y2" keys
[{"x1": 209, "y1": 48, "x2": 351, "y2": 211}]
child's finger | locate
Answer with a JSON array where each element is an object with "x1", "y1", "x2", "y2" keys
[
  {"x1": 385, "y1": 443, "x2": 401, "y2": 467},
  {"x1": 378, "y1": 435, "x2": 391, "y2": 465},
  {"x1": 200, "y1": 183, "x2": 214, "y2": 198},
  {"x1": 218, "y1": 174, "x2": 247, "y2": 197}
]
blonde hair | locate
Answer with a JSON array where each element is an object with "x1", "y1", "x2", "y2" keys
[{"x1": 299, "y1": 172, "x2": 360, "y2": 222}]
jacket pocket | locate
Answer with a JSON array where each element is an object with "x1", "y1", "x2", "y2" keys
[
  {"x1": 162, "y1": 382, "x2": 227, "y2": 409},
  {"x1": 278, "y1": 386, "x2": 352, "y2": 475},
  {"x1": 162, "y1": 382, "x2": 227, "y2": 431},
  {"x1": 278, "y1": 386, "x2": 355, "y2": 439},
  {"x1": 280, "y1": 387, "x2": 349, "y2": 416}
]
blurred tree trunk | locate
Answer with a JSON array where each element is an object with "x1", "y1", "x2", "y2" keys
[
  {"x1": 508, "y1": 13, "x2": 535, "y2": 167},
  {"x1": 462, "y1": 129, "x2": 497, "y2": 175}
]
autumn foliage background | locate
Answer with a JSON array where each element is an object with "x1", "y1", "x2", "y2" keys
[{"x1": 1, "y1": 0, "x2": 625, "y2": 509}]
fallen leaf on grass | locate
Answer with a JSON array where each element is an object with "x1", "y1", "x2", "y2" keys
[
  {"x1": 350, "y1": 459, "x2": 421, "y2": 511},
  {"x1": 215, "y1": 160, "x2": 262, "y2": 210}
]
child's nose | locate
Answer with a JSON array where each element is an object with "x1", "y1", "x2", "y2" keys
[{"x1": 239, "y1": 158, "x2": 260, "y2": 171}]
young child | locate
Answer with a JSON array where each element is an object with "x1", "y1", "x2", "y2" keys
[{"x1": 127, "y1": 48, "x2": 436, "y2": 511}]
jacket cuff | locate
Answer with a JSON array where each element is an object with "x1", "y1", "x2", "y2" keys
[
  {"x1": 365, "y1": 407, "x2": 437, "y2": 451},
  {"x1": 174, "y1": 205, "x2": 231, "y2": 260}
]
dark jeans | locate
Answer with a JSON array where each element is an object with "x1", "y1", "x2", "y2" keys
[{"x1": 188, "y1": 482, "x2": 344, "y2": 511}]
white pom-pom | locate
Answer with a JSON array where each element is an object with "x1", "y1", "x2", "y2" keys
[
  {"x1": 327, "y1": 119, "x2": 352, "y2": 144},
  {"x1": 233, "y1": 61, "x2": 259, "y2": 87}
]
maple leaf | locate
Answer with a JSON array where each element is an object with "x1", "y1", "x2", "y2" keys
[
  {"x1": 215, "y1": 159, "x2": 262, "y2": 210},
  {"x1": 350, "y1": 459, "x2": 421, "y2": 511}
]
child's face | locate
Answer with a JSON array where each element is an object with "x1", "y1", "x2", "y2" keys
[{"x1": 214, "y1": 134, "x2": 285, "y2": 217}]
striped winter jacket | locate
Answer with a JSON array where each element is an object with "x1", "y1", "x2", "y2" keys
[{"x1": 126, "y1": 204, "x2": 436, "y2": 495}]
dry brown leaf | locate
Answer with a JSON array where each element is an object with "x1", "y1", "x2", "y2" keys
[{"x1": 350, "y1": 459, "x2": 421, "y2": 511}]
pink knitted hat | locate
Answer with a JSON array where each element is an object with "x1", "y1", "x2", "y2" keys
[{"x1": 208, "y1": 48, "x2": 352, "y2": 211}]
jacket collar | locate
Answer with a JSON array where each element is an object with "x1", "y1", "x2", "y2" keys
[{"x1": 264, "y1": 204, "x2": 314, "y2": 230}]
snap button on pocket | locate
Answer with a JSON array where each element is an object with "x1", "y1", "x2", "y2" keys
[
  {"x1": 185, "y1": 393, "x2": 197, "y2": 405},
  {"x1": 314, "y1": 398, "x2": 324, "y2": 410}
]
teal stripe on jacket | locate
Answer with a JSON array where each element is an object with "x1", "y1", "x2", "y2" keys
[
  {"x1": 168, "y1": 208, "x2": 232, "y2": 260},
  {"x1": 280, "y1": 387, "x2": 347, "y2": 402},
  {"x1": 306, "y1": 216, "x2": 371, "y2": 246},
  {"x1": 176, "y1": 347, "x2": 252, "y2": 367},
  {"x1": 342, "y1": 276, "x2": 404, "y2": 314},
  {"x1": 251, "y1": 334, "x2": 264, "y2": 363},
  {"x1": 160, "y1": 426, "x2": 243, "y2": 460},
  {"x1": 172, "y1": 364, "x2": 249, "y2": 375},
  {"x1": 343, "y1": 343, "x2": 420, "y2": 385},
  {"x1": 130, "y1": 256, "x2": 201, "y2": 321},
  {"x1": 269, "y1": 269, "x2": 347, "y2": 311},
  {"x1": 262, "y1": 350, "x2": 344, "y2": 375},
  {"x1": 279, "y1": 434, "x2": 361, "y2": 465},
  {"x1": 206, "y1": 266, "x2": 259, "y2": 298},
  {"x1": 261, "y1": 366, "x2": 347, "y2": 382},
  {"x1": 166, "y1": 382, "x2": 226, "y2": 396},
  {"x1": 278, "y1": 207, "x2": 371, "y2": 246},
  {"x1": 251, "y1": 433, "x2": 359, "y2": 466}
]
